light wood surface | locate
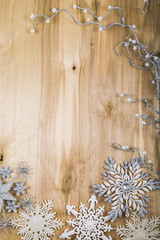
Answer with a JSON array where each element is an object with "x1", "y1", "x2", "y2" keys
[{"x1": 0, "y1": 0, "x2": 159, "y2": 239}]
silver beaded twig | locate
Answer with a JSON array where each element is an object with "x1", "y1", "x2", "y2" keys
[
  {"x1": 136, "y1": 0, "x2": 149, "y2": 14},
  {"x1": 112, "y1": 142, "x2": 160, "y2": 178},
  {"x1": 30, "y1": 5, "x2": 126, "y2": 34},
  {"x1": 120, "y1": 94, "x2": 160, "y2": 134},
  {"x1": 117, "y1": 33, "x2": 160, "y2": 134}
]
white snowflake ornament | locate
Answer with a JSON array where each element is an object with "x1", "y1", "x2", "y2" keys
[
  {"x1": 11, "y1": 200, "x2": 63, "y2": 240},
  {"x1": 92, "y1": 157, "x2": 160, "y2": 221},
  {"x1": 59, "y1": 195, "x2": 113, "y2": 240},
  {"x1": 116, "y1": 212, "x2": 160, "y2": 240}
]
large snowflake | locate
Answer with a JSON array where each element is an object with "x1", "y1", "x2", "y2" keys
[
  {"x1": 116, "y1": 212, "x2": 160, "y2": 240},
  {"x1": 92, "y1": 157, "x2": 160, "y2": 221},
  {"x1": 11, "y1": 200, "x2": 63, "y2": 240},
  {"x1": 59, "y1": 195, "x2": 113, "y2": 240}
]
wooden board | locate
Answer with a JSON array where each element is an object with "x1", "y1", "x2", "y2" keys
[{"x1": 0, "y1": 0, "x2": 159, "y2": 239}]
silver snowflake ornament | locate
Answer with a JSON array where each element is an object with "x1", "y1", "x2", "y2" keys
[
  {"x1": 13, "y1": 181, "x2": 27, "y2": 196},
  {"x1": 5, "y1": 200, "x2": 20, "y2": 213},
  {"x1": 14, "y1": 162, "x2": 32, "y2": 180},
  {"x1": 12, "y1": 200, "x2": 63, "y2": 240},
  {"x1": 116, "y1": 212, "x2": 160, "y2": 240},
  {"x1": 19, "y1": 194, "x2": 35, "y2": 210},
  {"x1": 92, "y1": 157, "x2": 160, "y2": 221},
  {"x1": 0, "y1": 212, "x2": 13, "y2": 233},
  {"x1": 0, "y1": 166, "x2": 12, "y2": 179},
  {"x1": 59, "y1": 194, "x2": 113, "y2": 240}
]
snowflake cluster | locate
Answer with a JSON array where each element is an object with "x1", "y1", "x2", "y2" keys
[
  {"x1": 92, "y1": 157, "x2": 160, "y2": 221},
  {"x1": 0, "y1": 162, "x2": 33, "y2": 214},
  {"x1": 60, "y1": 195, "x2": 113, "y2": 240}
]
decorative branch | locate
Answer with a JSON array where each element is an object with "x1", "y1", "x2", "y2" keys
[
  {"x1": 112, "y1": 142, "x2": 160, "y2": 178},
  {"x1": 29, "y1": 5, "x2": 126, "y2": 34},
  {"x1": 136, "y1": 0, "x2": 149, "y2": 14},
  {"x1": 30, "y1": 5, "x2": 160, "y2": 134},
  {"x1": 120, "y1": 94, "x2": 160, "y2": 134},
  {"x1": 136, "y1": 0, "x2": 160, "y2": 14}
]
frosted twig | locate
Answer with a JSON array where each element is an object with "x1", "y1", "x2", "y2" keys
[
  {"x1": 136, "y1": 0, "x2": 160, "y2": 14},
  {"x1": 120, "y1": 94, "x2": 160, "y2": 134},
  {"x1": 112, "y1": 142, "x2": 160, "y2": 178}
]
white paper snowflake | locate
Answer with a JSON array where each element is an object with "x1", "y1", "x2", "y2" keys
[
  {"x1": 116, "y1": 212, "x2": 160, "y2": 240},
  {"x1": 59, "y1": 195, "x2": 113, "y2": 240},
  {"x1": 92, "y1": 157, "x2": 160, "y2": 221},
  {"x1": 11, "y1": 200, "x2": 63, "y2": 240}
]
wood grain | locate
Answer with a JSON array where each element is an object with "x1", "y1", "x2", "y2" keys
[{"x1": 0, "y1": 0, "x2": 159, "y2": 239}]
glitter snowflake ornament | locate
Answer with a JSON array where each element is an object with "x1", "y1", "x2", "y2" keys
[
  {"x1": 59, "y1": 195, "x2": 113, "y2": 240},
  {"x1": 92, "y1": 157, "x2": 160, "y2": 221},
  {"x1": 0, "y1": 211, "x2": 13, "y2": 233},
  {"x1": 14, "y1": 162, "x2": 32, "y2": 180},
  {"x1": 0, "y1": 161, "x2": 32, "y2": 213},
  {"x1": 0, "y1": 166, "x2": 12, "y2": 179},
  {"x1": 20, "y1": 194, "x2": 35, "y2": 210},
  {"x1": 116, "y1": 212, "x2": 160, "y2": 240},
  {"x1": 12, "y1": 200, "x2": 63, "y2": 240}
]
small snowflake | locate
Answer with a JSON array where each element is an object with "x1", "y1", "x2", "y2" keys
[
  {"x1": 0, "y1": 212, "x2": 13, "y2": 233},
  {"x1": 19, "y1": 194, "x2": 35, "y2": 210},
  {"x1": 5, "y1": 200, "x2": 20, "y2": 213},
  {"x1": 59, "y1": 194, "x2": 113, "y2": 240},
  {"x1": 14, "y1": 162, "x2": 32, "y2": 180},
  {"x1": 11, "y1": 200, "x2": 63, "y2": 240},
  {"x1": 13, "y1": 181, "x2": 27, "y2": 196},
  {"x1": 92, "y1": 157, "x2": 160, "y2": 221},
  {"x1": 116, "y1": 212, "x2": 160, "y2": 240}
]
